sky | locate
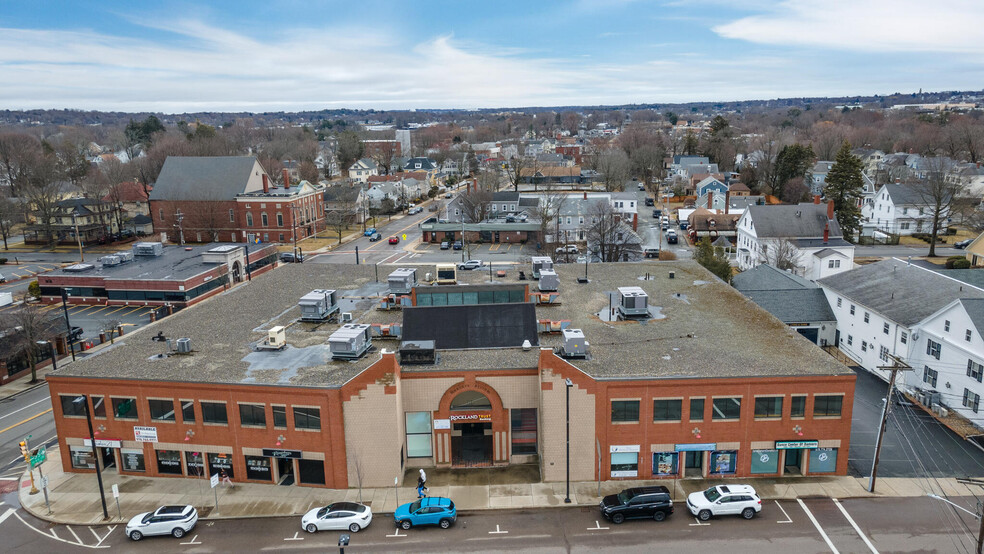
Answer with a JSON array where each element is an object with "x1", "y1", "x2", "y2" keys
[{"x1": 1, "y1": 0, "x2": 983, "y2": 113}]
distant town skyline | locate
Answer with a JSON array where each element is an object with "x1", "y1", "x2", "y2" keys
[{"x1": 2, "y1": 0, "x2": 982, "y2": 112}]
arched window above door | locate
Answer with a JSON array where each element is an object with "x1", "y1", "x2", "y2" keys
[{"x1": 450, "y1": 390, "x2": 491, "y2": 411}]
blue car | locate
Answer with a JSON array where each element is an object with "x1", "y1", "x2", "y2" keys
[
  {"x1": 394, "y1": 497, "x2": 456, "y2": 530},
  {"x1": 364, "y1": 227, "x2": 377, "y2": 237}
]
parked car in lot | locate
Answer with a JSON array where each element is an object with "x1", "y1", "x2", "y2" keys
[
  {"x1": 440, "y1": 240, "x2": 451, "y2": 250},
  {"x1": 644, "y1": 248, "x2": 660, "y2": 258},
  {"x1": 638, "y1": 183, "x2": 646, "y2": 191},
  {"x1": 394, "y1": 497, "x2": 457, "y2": 530},
  {"x1": 369, "y1": 232, "x2": 382, "y2": 242},
  {"x1": 600, "y1": 486, "x2": 673, "y2": 524},
  {"x1": 645, "y1": 198, "x2": 655, "y2": 206},
  {"x1": 445, "y1": 192, "x2": 453, "y2": 198},
  {"x1": 280, "y1": 252, "x2": 303, "y2": 263},
  {"x1": 389, "y1": 236, "x2": 399, "y2": 245},
  {"x1": 652, "y1": 209, "x2": 662, "y2": 218},
  {"x1": 126, "y1": 505, "x2": 198, "y2": 541},
  {"x1": 666, "y1": 231, "x2": 678, "y2": 244},
  {"x1": 453, "y1": 240, "x2": 463, "y2": 250},
  {"x1": 687, "y1": 485, "x2": 761, "y2": 521},
  {"x1": 301, "y1": 502, "x2": 372, "y2": 533},
  {"x1": 679, "y1": 221, "x2": 689, "y2": 231},
  {"x1": 458, "y1": 259, "x2": 483, "y2": 270},
  {"x1": 364, "y1": 227, "x2": 377, "y2": 237},
  {"x1": 556, "y1": 244, "x2": 578, "y2": 254},
  {"x1": 955, "y1": 238, "x2": 973, "y2": 249},
  {"x1": 69, "y1": 326, "x2": 84, "y2": 342}
]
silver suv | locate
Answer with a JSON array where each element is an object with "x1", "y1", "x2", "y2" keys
[
  {"x1": 126, "y1": 505, "x2": 198, "y2": 540},
  {"x1": 686, "y1": 485, "x2": 761, "y2": 521}
]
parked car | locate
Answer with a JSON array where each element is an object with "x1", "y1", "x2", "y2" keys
[
  {"x1": 364, "y1": 227, "x2": 377, "y2": 237},
  {"x1": 600, "y1": 486, "x2": 674, "y2": 524},
  {"x1": 280, "y1": 252, "x2": 303, "y2": 263},
  {"x1": 126, "y1": 505, "x2": 198, "y2": 541},
  {"x1": 458, "y1": 260, "x2": 482, "y2": 270},
  {"x1": 440, "y1": 240, "x2": 451, "y2": 250},
  {"x1": 69, "y1": 326, "x2": 84, "y2": 342},
  {"x1": 453, "y1": 240, "x2": 463, "y2": 250},
  {"x1": 0, "y1": 273, "x2": 5, "y2": 283},
  {"x1": 369, "y1": 233, "x2": 382, "y2": 242},
  {"x1": 445, "y1": 192, "x2": 453, "y2": 198},
  {"x1": 408, "y1": 206, "x2": 423, "y2": 215},
  {"x1": 388, "y1": 236, "x2": 399, "y2": 245},
  {"x1": 679, "y1": 221, "x2": 689, "y2": 231},
  {"x1": 686, "y1": 485, "x2": 761, "y2": 521},
  {"x1": 666, "y1": 231, "x2": 678, "y2": 244},
  {"x1": 556, "y1": 244, "x2": 578, "y2": 254},
  {"x1": 644, "y1": 248, "x2": 660, "y2": 258},
  {"x1": 638, "y1": 183, "x2": 646, "y2": 191},
  {"x1": 645, "y1": 198, "x2": 655, "y2": 206},
  {"x1": 652, "y1": 209, "x2": 662, "y2": 218},
  {"x1": 661, "y1": 224, "x2": 669, "y2": 232},
  {"x1": 301, "y1": 502, "x2": 372, "y2": 534},
  {"x1": 955, "y1": 238, "x2": 973, "y2": 249},
  {"x1": 394, "y1": 497, "x2": 457, "y2": 530}
]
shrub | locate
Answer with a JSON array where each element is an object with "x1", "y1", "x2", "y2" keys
[
  {"x1": 658, "y1": 250, "x2": 678, "y2": 261},
  {"x1": 28, "y1": 280, "x2": 41, "y2": 298},
  {"x1": 953, "y1": 258, "x2": 971, "y2": 269}
]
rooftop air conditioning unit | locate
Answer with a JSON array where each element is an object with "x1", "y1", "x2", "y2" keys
[
  {"x1": 99, "y1": 255, "x2": 122, "y2": 267},
  {"x1": 531, "y1": 256, "x2": 553, "y2": 279},
  {"x1": 341, "y1": 312, "x2": 353, "y2": 323},
  {"x1": 561, "y1": 328, "x2": 589, "y2": 358},
  {"x1": 63, "y1": 263, "x2": 96, "y2": 273},
  {"x1": 328, "y1": 324, "x2": 372, "y2": 359},
  {"x1": 298, "y1": 289, "x2": 339, "y2": 321},
  {"x1": 923, "y1": 390, "x2": 942, "y2": 407},
  {"x1": 132, "y1": 241, "x2": 164, "y2": 257},
  {"x1": 175, "y1": 337, "x2": 192, "y2": 353},
  {"x1": 114, "y1": 251, "x2": 134, "y2": 263},
  {"x1": 617, "y1": 286, "x2": 649, "y2": 317},
  {"x1": 388, "y1": 268, "x2": 418, "y2": 295},
  {"x1": 538, "y1": 268, "x2": 559, "y2": 292}
]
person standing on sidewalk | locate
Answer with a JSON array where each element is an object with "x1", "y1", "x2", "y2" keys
[
  {"x1": 417, "y1": 468, "x2": 427, "y2": 498},
  {"x1": 221, "y1": 468, "x2": 233, "y2": 488}
]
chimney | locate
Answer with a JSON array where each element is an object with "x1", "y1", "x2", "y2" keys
[
  {"x1": 282, "y1": 168, "x2": 290, "y2": 188},
  {"x1": 707, "y1": 190, "x2": 713, "y2": 210},
  {"x1": 813, "y1": 194, "x2": 821, "y2": 204},
  {"x1": 823, "y1": 222, "x2": 829, "y2": 243},
  {"x1": 725, "y1": 190, "x2": 730, "y2": 215},
  {"x1": 827, "y1": 200, "x2": 834, "y2": 220},
  {"x1": 632, "y1": 212, "x2": 638, "y2": 232},
  {"x1": 262, "y1": 174, "x2": 269, "y2": 193},
  {"x1": 583, "y1": 191, "x2": 587, "y2": 200}
]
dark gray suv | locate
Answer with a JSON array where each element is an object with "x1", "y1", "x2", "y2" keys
[{"x1": 600, "y1": 486, "x2": 673, "y2": 524}]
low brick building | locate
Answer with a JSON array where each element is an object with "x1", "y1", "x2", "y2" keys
[{"x1": 48, "y1": 260, "x2": 855, "y2": 490}]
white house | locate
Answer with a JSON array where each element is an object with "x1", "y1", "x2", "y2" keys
[
  {"x1": 736, "y1": 200, "x2": 855, "y2": 280},
  {"x1": 862, "y1": 182, "x2": 949, "y2": 236},
  {"x1": 348, "y1": 158, "x2": 379, "y2": 183}
]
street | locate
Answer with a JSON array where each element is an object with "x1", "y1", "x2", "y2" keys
[
  {"x1": 0, "y1": 494, "x2": 980, "y2": 552},
  {"x1": 0, "y1": 385, "x2": 57, "y2": 486}
]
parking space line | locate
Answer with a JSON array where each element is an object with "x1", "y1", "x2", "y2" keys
[
  {"x1": 797, "y1": 498, "x2": 839, "y2": 554},
  {"x1": 0, "y1": 508, "x2": 13, "y2": 525},
  {"x1": 489, "y1": 524, "x2": 508, "y2": 534},
  {"x1": 179, "y1": 534, "x2": 202, "y2": 545},
  {"x1": 104, "y1": 306, "x2": 130, "y2": 315},
  {"x1": 832, "y1": 499, "x2": 878, "y2": 553},
  {"x1": 775, "y1": 500, "x2": 793, "y2": 523},
  {"x1": 587, "y1": 520, "x2": 609, "y2": 530},
  {"x1": 66, "y1": 525, "x2": 84, "y2": 544},
  {"x1": 386, "y1": 528, "x2": 407, "y2": 538},
  {"x1": 284, "y1": 531, "x2": 303, "y2": 541},
  {"x1": 689, "y1": 517, "x2": 710, "y2": 526}
]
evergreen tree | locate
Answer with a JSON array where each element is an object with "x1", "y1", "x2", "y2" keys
[
  {"x1": 824, "y1": 141, "x2": 864, "y2": 240},
  {"x1": 694, "y1": 236, "x2": 732, "y2": 284}
]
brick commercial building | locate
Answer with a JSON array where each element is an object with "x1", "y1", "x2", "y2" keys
[{"x1": 48, "y1": 261, "x2": 854, "y2": 490}]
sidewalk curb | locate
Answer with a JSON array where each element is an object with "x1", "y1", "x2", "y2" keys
[{"x1": 0, "y1": 377, "x2": 48, "y2": 401}]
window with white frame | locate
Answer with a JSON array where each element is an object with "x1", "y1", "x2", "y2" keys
[
  {"x1": 945, "y1": 320, "x2": 951, "y2": 332},
  {"x1": 828, "y1": 259, "x2": 840, "y2": 269},
  {"x1": 847, "y1": 335, "x2": 853, "y2": 346},
  {"x1": 837, "y1": 298, "x2": 842, "y2": 308},
  {"x1": 923, "y1": 366, "x2": 938, "y2": 387},
  {"x1": 861, "y1": 340, "x2": 868, "y2": 352},
  {"x1": 968, "y1": 360, "x2": 984, "y2": 383},
  {"x1": 927, "y1": 339, "x2": 942, "y2": 360},
  {"x1": 879, "y1": 345, "x2": 889, "y2": 362},
  {"x1": 883, "y1": 323, "x2": 890, "y2": 335},
  {"x1": 850, "y1": 305, "x2": 856, "y2": 315},
  {"x1": 964, "y1": 388, "x2": 980, "y2": 413},
  {"x1": 901, "y1": 331, "x2": 908, "y2": 344},
  {"x1": 968, "y1": 330, "x2": 974, "y2": 342},
  {"x1": 864, "y1": 312, "x2": 870, "y2": 323}
]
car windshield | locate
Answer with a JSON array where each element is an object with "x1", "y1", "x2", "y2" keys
[
  {"x1": 409, "y1": 500, "x2": 422, "y2": 512},
  {"x1": 317, "y1": 507, "x2": 329, "y2": 518},
  {"x1": 617, "y1": 491, "x2": 632, "y2": 504},
  {"x1": 141, "y1": 514, "x2": 153, "y2": 524},
  {"x1": 703, "y1": 488, "x2": 721, "y2": 502}
]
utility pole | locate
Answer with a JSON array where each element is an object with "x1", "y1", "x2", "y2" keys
[
  {"x1": 173, "y1": 210, "x2": 185, "y2": 245},
  {"x1": 72, "y1": 213, "x2": 84, "y2": 262},
  {"x1": 954, "y1": 479, "x2": 984, "y2": 554},
  {"x1": 868, "y1": 354, "x2": 913, "y2": 493}
]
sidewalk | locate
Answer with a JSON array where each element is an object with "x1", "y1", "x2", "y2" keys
[{"x1": 19, "y1": 446, "x2": 984, "y2": 526}]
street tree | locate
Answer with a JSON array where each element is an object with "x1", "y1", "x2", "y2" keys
[
  {"x1": 769, "y1": 143, "x2": 815, "y2": 200},
  {"x1": 531, "y1": 191, "x2": 567, "y2": 251},
  {"x1": 823, "y1": 141, "x2": 864, "y2": 240},
  {"x1": 586, "y1": 201, "x2": 642, "y2": 262},
  {"x1": 0, "y1": 302, "x2": 63, "y2": 383},
  {"x1": 22, "y1": 149, "x2": 65, "y2": 246},
  {"x1": 0, "y1": 187, "x2": 17, "y2": 250},
  {"x1": 911, "y1": 157, "x2": 964, "y2": 257},
  {"x1": 324, "y1": 206, "x2": 356, "y2": 245},
  {"x1": 594, "y1": 149, "x2": 630, "y2": 192},
  {"x1": 457, "y1": 190, "x2": 493, "y2": 223},
  {"x1": 766, "y1": 238, "x2": 800, "y2": 273},
  {"x1": 506, "y1": 156, "x2": 527, "y2": 192}
]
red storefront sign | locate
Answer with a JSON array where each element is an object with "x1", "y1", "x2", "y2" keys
[{"x1": 448, "y1": 413, "x2": 492, "y2": 422}]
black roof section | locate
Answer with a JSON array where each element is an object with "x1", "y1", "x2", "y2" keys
[{"x1": 402, "y1": 302, "x2": 538, "y2": 350}]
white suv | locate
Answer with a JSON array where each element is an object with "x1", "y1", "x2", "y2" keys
[
  {"x1": 126, "y1": 505, "x2": 198, "y2": 540},
  {"x1": 686, "y1": 485, "x2": 761, "y2": 521}
]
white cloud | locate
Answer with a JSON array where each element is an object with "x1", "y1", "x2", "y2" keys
[{"x1": 714, "y1": 0, "x2": 984, "y2": 55}]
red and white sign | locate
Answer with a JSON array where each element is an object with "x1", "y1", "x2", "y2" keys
[
  {"x1": 449, "y1": 413, "x2": 492, "y2": 422},
  {"x1": 83, "y1": 438, "x2": 122, "y2": 448}
]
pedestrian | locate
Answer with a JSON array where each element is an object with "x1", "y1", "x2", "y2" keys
[
  {"x1": 418, "y1": 468, "x2": 427, "y2": 496},
  {"x1": 220, "y1": 468, "x2": 233, "y2": 487}
]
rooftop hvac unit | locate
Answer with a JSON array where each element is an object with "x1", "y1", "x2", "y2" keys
[
  {"x1": 561, "y1": 328, "x2": 589, "y2": 358},
  {"x1": 114, "y1": 251, "x2": 134, "y2": 263},
  {"x1": 328, "y1": 324, "x2": 372, "y2": 359},
  {"x1": 531, "y1": 256, "x2": 553, "y2": 279},
  {"x1": 99, "y1": 255, "x2": 122, "y2": 267},
  {"x1": 175, "y1": 337, "x2": 192, "y2": 353},
  {"x1": 132, "y1": 241, "x2": 164, "y2": 257},
  {"x1": 340, "y1": 312, "x2": 353, "y2": 323},
  {"x1": 298, "y1": 289, "x2": 339, "y2": 321},
  {"x1": 256, "y1": 326, "x2": 287, "y2": 351},
  {"x1": 921, "y1": 390, "x2": 942, "y2": 408},
  {"x1": 617, "y1": 286, "x2": 649, "y2": 317},
  {"x1": 399, "y1": 340, "x2": 436, "y2": 365},
  {"x1": 538, "y1": 268, "x2": 559, "y2": 292},
  {"x1": 388, "y1": 268, "x2": 418, "y2": 295},
  {"x1": 63, "y1": 263, "x2": 96, "y2": 273}
]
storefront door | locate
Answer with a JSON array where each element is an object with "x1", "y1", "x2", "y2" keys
[
  {"x1": 784, "y1": 449, "x2": 803, "y2": 475},
  {"x1": 277, "y1": 457, "x2": 295, "y2": 486},
  {"x1": 451, "y1": 422, "x2": 492, "y2": 467},
  {"x1": 684, "y1": 451, "x2": 703, "y2": 478},
  {"x1": 101, "y1": 447, "x2": 117, "y2": 470}
]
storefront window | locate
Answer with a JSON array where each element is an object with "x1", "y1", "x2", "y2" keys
[
  {"x1": 70, "y1": 446, "x2": 96, "y2": 469},
  {"x1": 149, "y1": 399, "x2": 176, "y2": 422},
  {"x1": 610, "y1": 450, "x2": 639, "y2": 477},
  {"x1": 709, "y1": 450, "x2": 737, "y2": 474},
  {"x1": 92, "y1": 396, "x2": 106, "y2": 418},
  {"x1": 711, "y1": 398, "x2": 741, "y2": 420},
  {"x1": 653, "y1": 399, "x2": 682, "y2": 422},
  {"x1": 186, "y1": 452, "x2": 205, "y2": 477},
  {"x1": 112, "y1": 397, "x2": 138, "y2": 420},
  {"x1": 405, "y1": 411, "x2": 433, "y2": 458},
  {"x1": 208, "y1": 453, "x2": 234, "y2": 478},
  {"x1": 156, "y1": 450, "x2": 183, "y2": 475},
  {"x1": 809, "y1": 448, "x2": 837, "y2": 473},
  {"x1": 298, "y1": 459, "x2": 326, "y2": 485},
  {"x1": 653, "y1": 452, "x2": 678, "y2": 476},
  {"x1": 60, "y1": 395, "x2": 86, "y2": 417},
  {"x1": 750, "y1": 449, "x2": 779, "y2": 474},
  {"x1": 511, "y1": 408, "x2": 537, "y2": 455},
  {"x1": 245, "y1": 456, "x2": 272, "y2": 481},
  {"x1": 121, "y1": 448, "x2": 146, "y2": 472}
]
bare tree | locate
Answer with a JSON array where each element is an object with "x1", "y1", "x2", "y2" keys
[
  {"x1": 0, "y1": 187, "x2": 17, "y2": 250},
  {"x1": 911, "y1": 157, "x2": 964, "y2": 257},
  {"x1": 476, "y1": 166, "x2": 500, "y2": 192},
  {"x1": 586, "y1": 201, "x2": 642, "y2": 262},
  {"x1": 0, "y1": 302, "x2": 63, "y2": 383},
  {"x1": 100, "y1": 318, "x2": 123, "y2": 344},
  {"x1": 457, "y1": 190, "x2": 493, "y2": 223},
  {"x1": 325, "y1": 205, "x2": 356, "y2": 245},
  {"x1": 532, "y1": 191, "x2": 568, "y2": 251},
  {"x1": 23, "y1": 150, "x2": 65, "y2": 246},
  {"x1": 594, "y1": 149, "x2": 631, "y2": 192},
  {"x1": 0, "y1": 132, "x2": 40, "y2": 197},
  {"x1": 767, "y1": 238, "x2": 800, "y2": 272},
  {"x1": 506, "y1": 156, "x2": 528, "y2": 192}
]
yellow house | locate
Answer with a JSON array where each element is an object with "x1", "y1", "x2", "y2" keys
[{"x1": 965, "y1": 232, "x2": 984, "y2": 267}]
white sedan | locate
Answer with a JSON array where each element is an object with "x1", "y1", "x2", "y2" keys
[{"x1": 301, "y1": 502, "x2": 373, "y2": 533}]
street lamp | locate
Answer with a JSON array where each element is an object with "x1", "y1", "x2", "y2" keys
[
  {"x1": 61, "y1": 289, "x2": 76, "y2": 361},
  {"x1": 37, "y1": 340, "x2": 55, "y2": 372},
  {"x1": 565, "y1": 377, "x2": 573, "y2": 504},
  {"x1": 73, "y1": 395, "x2": 109, "y2": 520}
]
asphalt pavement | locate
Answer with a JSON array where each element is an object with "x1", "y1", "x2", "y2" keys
[{"x1": 0, "y1": 385, "x2": 57, "y2": 484}]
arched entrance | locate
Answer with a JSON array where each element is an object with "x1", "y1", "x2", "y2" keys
[
  {"x1": 435, "y1": 381, "x2": 508, "y2": 467},
  {"x1": 231, "y1": 261, "x2": 243, "y2": 283}
]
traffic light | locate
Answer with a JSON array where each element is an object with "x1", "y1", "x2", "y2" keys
[{"x1": 19, "y1": 441, "x2": 29, "y2": 460}]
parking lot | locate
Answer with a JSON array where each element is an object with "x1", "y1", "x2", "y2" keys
[{"x1": 46, "y1": 303, "x2": 157, "y2": 343}]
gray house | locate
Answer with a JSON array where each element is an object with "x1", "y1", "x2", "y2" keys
[{"x1": 732, "y1": 264, "x2": 837, "y2": 346}]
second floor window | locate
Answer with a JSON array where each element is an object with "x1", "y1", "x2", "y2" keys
[
  {"x1": 261, "y1": 213, "x2": 268, "y2": 226},
  {"x1": 712, "y1": 397, "x2": 741, "y2": 420},
  {"x1": 813, "y1": 395, "x2": 843, "y2": 417},
  {"x1": 611, "y1": 400, "x2": 639, "y2": 423},
  {"x1": 201, "y1": 402, "x2": 228, "y2": 425},
  {"x1": 927, "y1": 339, "x2": 942, "y2": 360},
  {"x1": 968, "y1": 360, "x2": 984, "y2": 383}
]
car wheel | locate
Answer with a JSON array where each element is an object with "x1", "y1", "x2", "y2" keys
[
  {"x1": 653, "y1": 511, "x2": 666, "y2": 522},
  {"x1": 400, "y1": 520, "x2": 412, "y2": 530},
  {"x1": 742, "y1": 507, "x2": 756, "y2": 520},
  {"x1": 349, "y1": 523, "x2": 361, "y2": 533},
  {"x1": 698, "y1": 510, "x2": 712, "y2": 521},
  {"x1": 306, "y1": 523, "x2": 318, "y2": 534},
  {"x1": 611, "y1": 513, "x2": 625, "y2": 524},
  {"x1": 172, "y1": 528, "x2": 185, "y2": 539},
  {"x1": 129, "y1": 531, "x2": 143, "y2": 541},
  {"x1": 439, "y1": 518, "x2": 451, "y2": 529}
]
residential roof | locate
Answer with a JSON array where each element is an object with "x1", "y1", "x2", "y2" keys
[
  {"x1": 323, "y1": 185, "x2": 362, "y2": 203},
  {"x1": 402, "y1": 303, "x2": 538, "y2": 350},
  {"x1": 746, "y1": 202, "x2": 843, "y2": 239},
  {"x1": 880, "y1": 183, "x2": 934, "y2": 206},
  {"x1": 132, "y1": 214, "x2": 152, "y2": 224},
  {"x1": 519, "y1": 166, "x2": 581, "y2": 177},
  {"x1": 103, "y1": 182, "x2": 149, "y2": 204},
  {"x1": 932, "y1": 268, "x2": 984, "y2": 289},
  {"x1": 733, "y1": 263, "x2": 816, "y2": 291},
  {"x1": 742, "y1": 289, "x2": 836, "y2": 324},
  {"x1": 403, "y1": 157, "x2": 437, "y2": 171},
  {"x1": 729, "y1": 182, "x2": 751, "y2": 193},
  {"x1": 818, "y1": 258, "x2": 984, "y2": 326},
  {"x1": 149, "y1": 156, "x2": 262, "y2": 201},
  {"x1": 961, "y1": 299, "x2": 984, "y2": 337},
  {"x1": 813, "y1": 248, "x2": 844, "y2": 259},
  {"x1": 492, "y1": 192, "x2": 520, "y2": 202}
]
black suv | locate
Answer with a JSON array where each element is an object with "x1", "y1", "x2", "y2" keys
[{"x1": 600, "y1": 486, "x2": 673, "y2": 524}]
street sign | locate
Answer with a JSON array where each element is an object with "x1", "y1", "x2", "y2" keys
[
  {"x1": 210, "y1": 473, "x2": 219, "y2": 488},
  {"x1": 112, "y1": 484, "x2": 119, "y2": 498},
  {"x1": 40, "y1": 476, "x2": 49, "y2": 490},
  {"x1": 133, "y1": 426, "x2": 158, "y2": 443},
  {"x1": 30, "y1": 446, "x2": 46, "y2": 468}
]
